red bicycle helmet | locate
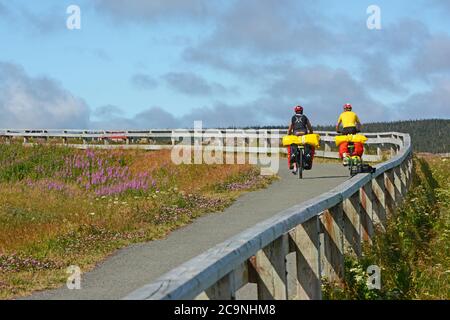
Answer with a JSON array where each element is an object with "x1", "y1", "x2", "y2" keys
[
  {"x1": 294, "y1": 105, "x2": 303, "y2": 114},
  {"x1": 343, "y1": 103, "x2": 352, "y2": 111}
]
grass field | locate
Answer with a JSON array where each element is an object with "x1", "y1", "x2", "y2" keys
[
  {"x1": 0, "y1": 143, "x2": 275, "y2": 299},
  {"x1": 323, "y1": 154, "x2": 450, "y2": 299}
]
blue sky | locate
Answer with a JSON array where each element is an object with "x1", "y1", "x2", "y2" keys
[{"x1": 0, "y1": 0, "x2": 449, "y2": 129}]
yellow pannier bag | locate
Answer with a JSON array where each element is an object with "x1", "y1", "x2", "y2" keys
[
  {"x1": 335, "y1": 134, "x2": 368, "y2": 146},
  {"x1": 282, "y1": 134, "x2": 321, "y2": 148}
]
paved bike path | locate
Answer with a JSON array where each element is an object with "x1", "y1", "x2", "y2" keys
[{"x1": 28, "y1": 163, "x2": 349, "y2": 300}]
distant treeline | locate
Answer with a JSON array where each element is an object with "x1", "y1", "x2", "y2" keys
[{"x1": 241, "y1": 119, "x2": 450, "y2": 154}]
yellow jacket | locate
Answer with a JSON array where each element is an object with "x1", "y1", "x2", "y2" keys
[{"x1": 338, "y1": 111, "x2": 360, "y2": 128}]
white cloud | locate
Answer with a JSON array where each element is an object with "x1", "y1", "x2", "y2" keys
[
  {"x1": 90, "y1": 106, "x2": 180, "y2": 129},
  {"x1": 414, "y1": 33, "x2": 450, "y2": 76},
  {"x1": 162, "y1": 72, "x2": 239, "y2": 96},
  {"x1": 396, "y1": 77, "x2": 450, "y2": 119},
  {"x1": 0, "y1": 62, "x2": 90, "y2": 129},
  {"x1": 266, "y1": 65, "x2": 390, "y2": 122}
]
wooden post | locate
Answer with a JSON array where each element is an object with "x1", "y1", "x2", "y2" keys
[
  {"x1": 253, "y1": 235, "x2": 289, "y2": 300},
  {"x1": 402, "y1": 160, "x2": 409, "y2": 189},
  {"x1": 406, "y1": 156, "x2": 412, "y2": 188},
  {"x1": 384, "y1": 169, "x2": 396, "y2": 217},
  {"x1": 400, "y1": 162, "x2": 408, "y2": 196},
  {"x1": 360, "y1": 182, "x2": 374, "y2": 244},
  {"x1": 343, "y1": 192, "x2": 362, "y2": 257},
  {"x1": 197, "y1": 271, "x2": 236, "y2": 300},
  {"x1": 320, "y1": 203, "x2": 344, "y2": 285},
  {"x1": 372, "y1": 174, "x2": 387, "y2": 232},
  {"x1": 289, "y1": 217, "x2": 321, "y2": 300},
  {"x1": 377, "y1": 146, "x2": 382, "y2": 160},
  {"x1": 399, "y1": 135, "x2": 404, "y2": 146},
  {"x1": 390, "y1": 145, "x2": 396, "y2": 157},
  {"x1": 171, "y1": 130, "x2": 176, "y2": 147},
  {"x1": 393, "y1": 166, "x2": 403, "y2": 203}
]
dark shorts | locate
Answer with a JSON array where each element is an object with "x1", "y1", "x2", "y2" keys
[
  {"x1": 293, "y1": 130, "x2": 307, "y2": 136},
  {"x1": 342, "y1": 127, "x2": 357, "y2": 135}
]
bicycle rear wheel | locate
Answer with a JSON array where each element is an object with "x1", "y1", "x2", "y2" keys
[
  {"x1": 349, "y1": 159, "x2": 358, "y2": 177},
  {"x1": 298, "y1": 148, "x2": 303, "y2": 179},
  {"x1": 348, "y1": 158, "x2": 353, "y2": 177}
]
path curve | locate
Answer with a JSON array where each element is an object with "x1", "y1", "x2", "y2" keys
[{"x1": 28, "y1": 163, "x2": 349, "y2": 300}]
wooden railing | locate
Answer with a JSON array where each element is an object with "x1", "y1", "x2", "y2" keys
[
  {"x1": 120, "y1": 132, "x2": 412, "y2": 300},
  {"x1": 0, "y1": 129, "x2": 404, "y2": 161}
]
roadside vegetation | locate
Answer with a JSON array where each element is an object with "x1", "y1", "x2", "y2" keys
[
  {"x1": 0, "y1": 143, "x2": 274, "y2": 299},
  {"x1": 322, "y1": 154, "x2": 450, "y2": 299}
]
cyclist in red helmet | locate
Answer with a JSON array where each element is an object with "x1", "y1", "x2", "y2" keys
[
  {"x1": 287, "y1": 105, "x2": 314, "y2": 173},
  {"x1": 288, "y1": 106, "x2": 313, "y2": 136},
  {"x1": 336, "y1": 103, "x2": 361, "y2": 135},
  {"x1": 336, "y1": 103, "x2": 363, "y2": 165}
]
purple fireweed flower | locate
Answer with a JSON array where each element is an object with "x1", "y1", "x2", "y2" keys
[
  {"x1": 54, "y1": 150, "x2": 158, "y2": 196},
  {"x1": 86, "y1": 149, "x2": 95, "y2": 159}
]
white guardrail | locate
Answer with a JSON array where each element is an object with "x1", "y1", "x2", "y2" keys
[{"x1": 0, "y1": 129, "x2": 412, "y2": 300}]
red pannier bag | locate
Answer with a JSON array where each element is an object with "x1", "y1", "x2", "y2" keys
[
  {"x1": 339, "y1": 142, "x2": 348, "y2": 159},
  {"x1": 310, "y1": 146, "x2": 315, "y2": 160},
  {"x1": 287, "y1": 147, "x2": 292, "y2": 168},
  {"x1": 338, "y1": 142, "x2": 364, "y2": 158},
  {"x1": 353, "y1": 142, "x2": 364, "y2": 157}
]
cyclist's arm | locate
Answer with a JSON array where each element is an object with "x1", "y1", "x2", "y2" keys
[
  {"x1": 307, "y1": 119, "x2": 314, "y2": 134},
  {"x1": 335, "y1": 119, "x2": 341, "y2": 132},
  {"x1": 355, "y1": 115, "x2": 362, "y2": 131},
  {"x1": 288, "y1": 123, "x2": 293, "y2": 135}
]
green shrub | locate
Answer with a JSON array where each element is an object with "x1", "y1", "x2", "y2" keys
[{"x1": 323, "y1": 155, "x2": 450, "y2": 299}]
